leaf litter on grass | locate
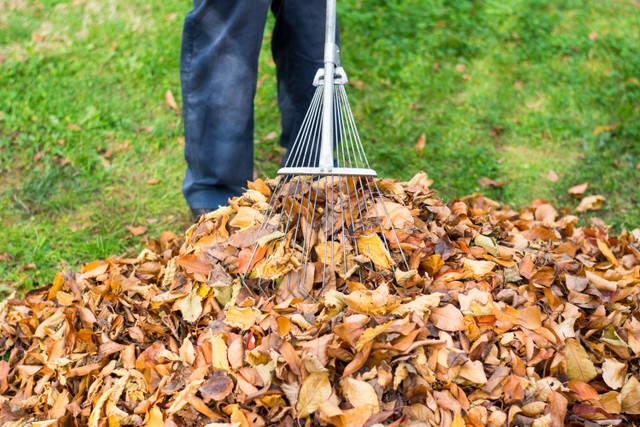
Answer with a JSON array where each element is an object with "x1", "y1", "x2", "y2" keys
[{"x1": 1, "y1": 173, "x2": 640, "y2": 426}]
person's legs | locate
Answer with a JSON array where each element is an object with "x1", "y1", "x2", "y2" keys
[
  {"x1": 181, "y1": 0, "x2": 270, "y2": 210},
  {"x1": 270, "y1": 0, "x2": 337, "y2": 166}
]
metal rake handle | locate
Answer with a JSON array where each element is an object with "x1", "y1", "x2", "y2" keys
[{"x1": 319, "y1": 0, "x2": 339, "y2": 173}]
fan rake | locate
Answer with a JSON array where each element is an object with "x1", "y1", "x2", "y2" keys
[{"x1": 241, "y1": 0, "x2": 410, "y2": 299}]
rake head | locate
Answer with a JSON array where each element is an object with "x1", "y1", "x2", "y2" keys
[{"x1": 240, "y1": 69, "x2": 410, "y2": 300}]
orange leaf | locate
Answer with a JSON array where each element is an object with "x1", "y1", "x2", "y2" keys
[
  {"x1": 175, "y1": 252, "x2": 212, "y2": 276},
  {"x1": 548, "y1": 390, "x2": 568, "y2": 427},
  {"x1": 568, "y1": 380, "x2": 600, "y2": 401}
]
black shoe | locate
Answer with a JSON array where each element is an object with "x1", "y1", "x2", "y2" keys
[{"x1": 190, "y1": 207, "x2": 216, "y2": 222}]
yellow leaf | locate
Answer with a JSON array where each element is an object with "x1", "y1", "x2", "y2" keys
[
  {"x1": 344, "y1": 283, "x2": 400, "y2": 316},
  {"x1": 247, "y1": 178, "x2": 272, "y2": 197},
  {"x1": 296, "y1": 371, "x2": 332, "y2": 418},
  {"x1": 563, "y1": 338, "x2": 597, "y2": 383},
  {"x1": 356, "y1": 234, "x2": 394, "y2": 270},
  {"x1": 211, "y1": 333, "x2": 231, "y2": 371},
  {"x1": 355, "y1": 321, "x2": 394, "y2": 352},
  {"x1": 318, "y1": 401, "x2": 346, "y2": 427},
  {"x1": 474, "y1": 234, "x2": 498, "y2": 256},
  {"x1": 343, "y1": 406, "x2": 376, "y2": 427},
  {"x1": 451, "y1": 413, "x2": 466, "y2": 427},
  {"x1": 394, "y1": 269, "x2": 419, "y2": 287},
  {"x1": 463, "y1": 258, "x2": 496, "y2": 276},
  {"x1": 88, "y1": 387, "x2": 115, "y2": 427},
  {"x1": 340, "y1": 377, "x2": 380, "y2": 414},
  {"x1": 314, "y1": 241, "x2": 344, "y2": 265},
  {"x1": 229, "y1": 207, "x2": 264, "y2": 231},
  {"x1": 391, "y1": 293, "x2": 443, "y2": 317},
  {"x1": 621, "y1": 376, "x2": 640, "y2": 414},
  {"x1": 146, "y1": 406, "x2": 164, "y2": 427},
  {"x1": 178, "y1": 287, "x2": 204, "y2": 323},
  {"x1": 593, "y1": 123, "x2": 618, "y2": 135},
  {"x1": 224, "y1": 306, "x2": 261, "y2": 330},
  {"x1": 596, "y1": 239, "x2": 618, "y2": 266}
]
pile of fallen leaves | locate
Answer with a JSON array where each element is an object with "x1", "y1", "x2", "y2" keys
[{"x1": 1, "y1": 173, "x2": 640, "y2": 427}]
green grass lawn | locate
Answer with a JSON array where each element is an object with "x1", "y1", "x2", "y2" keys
[{"x1": 1, "y1": 0, "x2": 639, "y2": 295}]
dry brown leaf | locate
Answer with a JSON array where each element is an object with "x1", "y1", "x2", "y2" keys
[
  {"x1": 596, "y1": 239, "x2": 618, "y2": 265},
  {"x1": 430, "y1": 304, "x2": 466, "y2": 332},
  {"x1": 391, "y1": 293, "x2": 442, "y2": 317},
  {"x1": 585, "y1": 270, "x2": 617, "y2": 292},
  {"x1": 548, "y1": 390, "x2": 568, "y2": 427},
  {"x1": 356, "y1": 234, "x2": 394, "y2": 269},
  {"x1": 296, "y1": 371, "x2": 331, "y2": 418},
  {"x1": 165, "y1": 90, "x2": 180, "y2": 113},
  {"x1": 621, "y1": 376, "x2": 640, "y2": 414},
  {"x1": 341, "y1": 377, "x2": 380, "y2": 415},
  {"x1": 415, "y1": 132, "x2": 426, "y2": 152},
  {"x1": 602, "y1": 358, "x2": 627, "y2": 390},
  {"x1": 568, "y1": 182, "x2": 589, "y2": 197},
  {"x1": 126, "y1": 225, "x2": 148, "y2": 236},
  {"x1": 344, "y1": 282, "x2": 400, "y2": 316},
  {"x1": 224, "y1": 306, "x2": 261, "y2": 330},
  {"x1": 199, "y1": 372, "x2": 234, "y2": 403},
  {"x1": 575, "y1": 195, "x2": 605, "y2": 212},
  {"x1": 463, "y1": 258, "x2": 496, "y2": 276},
  {"x1": 478, "y1": 177, "x2": 506, "y2": 188},
  {"x1": 458, "y1": 360, "x2": 488, "y2": 384},
  {"x1": 563, "y1": 338, "x2": 597, "y2": 383}
]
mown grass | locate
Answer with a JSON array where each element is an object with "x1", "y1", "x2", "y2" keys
[{"x1": 1, "y1": 0, "x2": 639, "y2": 294}]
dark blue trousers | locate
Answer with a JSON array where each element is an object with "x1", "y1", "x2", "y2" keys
[{"x1": 181, "y1": 0, "x2": 332, "y2": 209}]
